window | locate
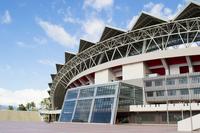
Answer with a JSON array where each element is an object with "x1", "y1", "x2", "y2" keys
[
  {"x1": 96, "y1": 85, "x2": 116, "y2": 96},
  {"x1": 73, "y1": 99, "x2": 92, "y2": 122},
  {"x1": 147, "y1": 92, "x2": 154, "y2": 97},
  {"x1": 156, "y1": 90, "x2": 164, "y2": 96},
  {"x1": 191, "y1": 76, "x2": 200, "y2": 83},
  {"x1": 90, "y1": 98, "x2": 114, "y2": 123},
  {"x1": 193, "y1": 88, "x2": 200, "y2": 94},
  {"x1": 166, "y1": 79, "x2": 175, "y2": 85},
  {"x1": 79, "y1": 88, "x2": 94, "y2": 98},
  {"x1": 167, "y1": 90, "x2": 176, "y2": 96},
  {"x1": 60, "y1": 101, "x2": 76, "y2": 122},
  {"x1": 145, "y1": 81, "x2": 152, "y2": 87},
  {"x1": 66, "y1": 90, "x2": 78, "y2": 100},
  {"x1": 180, "y1": 89, "x2": 189, "y2": 95},
  {"x1": 179, "y1": 77, "x2": 188, "y2": 84},
  {"x1": 155, "y1": 80, "x2": 163, "y2": 86}
]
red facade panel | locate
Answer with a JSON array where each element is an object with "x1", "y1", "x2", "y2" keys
[
  {"x1": 179, "y1": 66, "x2": 189, "y2": 74},
  {"x1": 150, "y1": 68, "x2": 165, "y2": 75},
  {"x1": 166, "y1": 56, "x2": 186, "y2": 65},
  {"x1": 146, "y1": 59, "x2": 162, "y2": 67}
]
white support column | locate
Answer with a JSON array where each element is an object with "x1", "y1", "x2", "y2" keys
[
  {"x1": 142, "y1": 40, "x2": 147, "y2": 54},
  {"x1": 161, "y1": 59, "x2": 169, "y2": 75},
  {"x1": 186, "y1": 56, "x2": 193, "y2": 73}
]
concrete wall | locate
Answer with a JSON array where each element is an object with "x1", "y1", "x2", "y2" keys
[
  {"x1": 122, "y1": 62, "x2": 145, "y2": 80},
  {"x1": 95, "y1": 69, "x2": 115, "y2": 84},
  {"x1": 169, "y1": 65, "x2": 180, "y2": 75},
  {"x1": 178, "y1": 113, "x2": 200, "y2": 131},
  {"x1": 0, "y1": 110, "x2": 41, "y2": 122}
]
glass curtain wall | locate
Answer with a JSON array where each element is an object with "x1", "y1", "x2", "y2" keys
[{"x1": 59, "y1": 82, "x2": 143, "y2": 124}]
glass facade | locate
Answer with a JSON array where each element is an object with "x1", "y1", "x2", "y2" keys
[
  {"x1": 59, "y1": 101, "x2": 76, "y2": 122},
  {"x1": 90, "y1": 98, "x2": 114, "y2": 123},
  {"x1": 73, "y1": 99, "x2": 92, "y2": 122},
  {"x1": 59, "y1": 82, "x2": 143, "y2": 124}
]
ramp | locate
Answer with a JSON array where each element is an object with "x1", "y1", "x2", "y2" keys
[{"x1": 178, "y1": 113, "x2": 200, "y2": 131}]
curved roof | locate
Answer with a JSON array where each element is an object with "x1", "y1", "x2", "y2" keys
[
  {"x1": 56, "y1": 64, "x2": 63, "y2": 72},
  {"x1": 99, "y1": 26, "x2": 126, "y2": 42},
  {"x1": 174, "y1": 1, "x2": 200, "y2": 20},
  {"x1": 131, "y1": 12, "x2": 167, "y2": 30},
  {"x1": 78, "y1": 39, "x2": 95, "y2": 53},
  {"x1": 65, "y1": 52, "x2": 76, "y2": 63}
]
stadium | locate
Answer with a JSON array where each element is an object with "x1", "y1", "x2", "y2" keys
[{"x1": 47, "y1": 1, "x2": 200, "y2": 130}]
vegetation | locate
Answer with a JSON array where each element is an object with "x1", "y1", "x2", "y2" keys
[
  {"x1": 40, "y1": 98, "x2": 51, "y2": 110},
  {"x1": 8, "y1": 105, "x2": 14, "y2": 110},
  {"x1": 17, "y1": 104, "x2": 27, "y2": 111},
  {"x1": 26, "y1": 102, "x2": 36, "y2": 111}
]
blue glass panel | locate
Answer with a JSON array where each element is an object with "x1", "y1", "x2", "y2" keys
[
  {"x1": 91, "y1": 98, "x2": 114, "y2": 123},
  {"x1": 66, "y1": 90, "x2": 78, "y2": 100},
  {"x1": 73, "y1": 99, "x2": 92, "y2": 122},
  {"x1": 60, "y1": 101, "x2": 75, "y2": 122},
  {"x1": 79, "y1": 88, "x2": 94, "y2": 98},
  {"x1": 96, "y1": 85, "x2": 116, "y2": 96}
]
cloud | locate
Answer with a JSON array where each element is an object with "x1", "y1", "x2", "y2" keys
[
  {"x1": 63, "y1": 16, "x2": 81, "y2": 24},
  {"x1": 1, "y1": 10, "x2": 12, "y2": 24},
  {"x1": 144, "y1": 2, "x2": 179, "y2": 19},
  {"x1": 82, "y1": 17, "x2": 105, "y2": 42},
  {"x1": 83, "y1": 0, "x2": 114, "y2": 11},
  {"x1": 0, "y1": 88, "x2": 49, "y2": 107},
  {"x1": 37, "y1": 18, "x2": 77, "y2": 48},
  {"x1": 127, "y1": 2, "x2": 186, "y2": 30},
  {"x1": 33, "y1": 36, "x2": 47, "y2": 45},
  {"x1": 37, "y1": 59, "x2": 57, "y2": 67}
]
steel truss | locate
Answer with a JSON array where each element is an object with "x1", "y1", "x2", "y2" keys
[{"x1": 50, "y1": 17, "x2": 200, "y2": 108}]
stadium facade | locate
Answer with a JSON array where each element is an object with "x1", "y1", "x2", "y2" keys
[{"x1": 48, "y1": 1, "x2": 200, "y2": 125}]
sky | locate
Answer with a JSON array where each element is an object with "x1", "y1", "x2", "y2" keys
[{"x1": 0, "y1": 0, "x2": 198, "y2": 107}]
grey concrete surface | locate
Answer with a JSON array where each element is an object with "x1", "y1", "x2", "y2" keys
[{"x1": 0, "y1": 121, "x2": 196, "y2": 133}]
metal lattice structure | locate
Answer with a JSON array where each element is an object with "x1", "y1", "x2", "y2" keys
[{"x1": 50, "y1": 17, "x2": 200, "y2": 109}]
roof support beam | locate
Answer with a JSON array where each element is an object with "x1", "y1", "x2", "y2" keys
[
  {"x1": 186, "y1": 56, "x2": 193, "y2": 73},
  {"x1": 85, "y1": 75, "x2": 94, "y2": 84},
  {"x1": 161, "y1": 59, "x2": 169, "y2": 75},
  {"x1": 79, "y1": 79, "x2": 86, "y2": 86}
]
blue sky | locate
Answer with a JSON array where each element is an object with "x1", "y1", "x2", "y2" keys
[{"x1": 0, "y1": 0, "x2": 197, "y2": 106}]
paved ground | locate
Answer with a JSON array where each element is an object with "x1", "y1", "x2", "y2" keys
[{"x1": 0, "y1": 121, "x2": 196, "y2": 133}]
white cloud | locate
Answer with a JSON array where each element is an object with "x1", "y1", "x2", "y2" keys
[
  {"x1": 82, "y1": 17, "x2": 105, "y2": 42},
  {"x1": 63, "y1": 16, "x2": 81, "y2": 24},
  {"x1": 83, "y1": 0, "x2": 114, "y2": 11},
  {"x1": 37, "y1": 18, "x2": 77, "y2": 48},
  {"x1": 1, "y1": 10, "x2": 12, "y2": 24},
  {"x1": 0, "y1": 88, "x2": 49, "y2": 107},
  {"x1": 37, "y1": 59, "x2": 57, "y2": 67},
  {"x1": 33, "y1": 36, "x2": 47, "y2": 45},
  {"x1": 127, "y1": 2, "x2": 186, "y2": 30},
  {"x1": 144, "y1": 2, "x2": 173, "y2": 19}
]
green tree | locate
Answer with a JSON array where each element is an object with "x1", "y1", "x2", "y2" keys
[
  {"x1": 17, "y1": 104, "x2": 27, "y2": 111},
  {"x1": 40, "y1": 98, "x2": 51, "y2": 109},
  {"x1": 26, "y1": 101, "x2": 36, "y2": 111},
  {"x1": 8, "y1": 105, "x2": 14, "y2": 110}
]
